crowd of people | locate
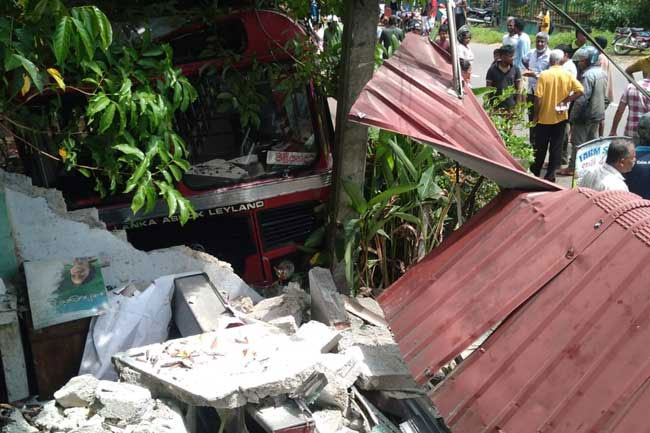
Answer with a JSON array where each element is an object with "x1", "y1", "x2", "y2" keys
[
  {"x1": 322, "y1": 0, "x2": 650, "y2": 193},
  {"x1": 428, "y1": 13, "x2": 650, "y2": 191}
]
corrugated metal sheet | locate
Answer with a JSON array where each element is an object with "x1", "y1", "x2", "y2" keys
[
  {"x1": 378, "y1": 188, "x2": 650, "y2": 432},
  {"x1": 348, "y1": 34, "x2": 558, "y2": 191}
]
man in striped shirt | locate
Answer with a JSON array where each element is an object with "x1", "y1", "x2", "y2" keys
[{"x1": 609, "y1": 70, "x2": 650, "y2": 139}]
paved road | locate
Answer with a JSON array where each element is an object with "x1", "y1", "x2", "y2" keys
[{"x1": 470, "y1": 43, "x2": 635, "y2": 134}]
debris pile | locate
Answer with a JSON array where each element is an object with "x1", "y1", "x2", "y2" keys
[
  {"x1": 105, "y1": 267, "x2": 447, "y2": 432},
  {"x1": 2, "y1": 377, "x2": 187, "y2": 433},
  {"x1": 1, "y1": 267, "x2": 449, "y2": 433},
  {"x1": 0, "y1": 170, "x2": 450, "y2": 432}
]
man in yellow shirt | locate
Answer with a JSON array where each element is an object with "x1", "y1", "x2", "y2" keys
[
  {"x1": 537, "y1": 5, "x2": 550, "y2": 33},
  {"x1": 532, "y1": 49, "x2": 584, "y2": 181},
  {"x1": 626, "y1": 56, "x2": 650, "y2": 77}
]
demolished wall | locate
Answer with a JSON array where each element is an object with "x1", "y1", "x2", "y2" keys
[{"x1": 0, "y1": 169, "x2": 260, "y2": 302}]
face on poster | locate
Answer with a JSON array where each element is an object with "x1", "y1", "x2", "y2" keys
[{"x1": 24, "y1": 258, "x2": 108, "y2": 329}]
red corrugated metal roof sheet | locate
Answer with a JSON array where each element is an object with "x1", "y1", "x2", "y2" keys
[
  {"x1": 348, "y1": 34, "x2": 558, "y2": 191},
  {"x1": 378, "y1": 187, "x2": 650, "y2": 432}
]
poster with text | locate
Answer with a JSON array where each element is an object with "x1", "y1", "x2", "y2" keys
[{"x1": 573, "y1": 137, "x2": 613, "y2": 187}]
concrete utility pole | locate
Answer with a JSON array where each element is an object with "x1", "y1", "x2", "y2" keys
[{"x1": 328, "y1": 0, "x2": 378, "y2": 288}]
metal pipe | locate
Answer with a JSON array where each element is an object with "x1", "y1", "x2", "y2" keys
[
  {"x1": 542, "y1": 0, "x2": 650, "y2": 99},
  {"x1": 446, "y1": 0, "x2": 464, "y2": 98}
]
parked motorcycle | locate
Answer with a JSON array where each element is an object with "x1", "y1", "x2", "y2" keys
[
  {"x1": 466, "y1": 6, "x2": 495, "y2": 26},
  {"x1": 613, "y1": 27, "x2": 650, "y2": 55}
]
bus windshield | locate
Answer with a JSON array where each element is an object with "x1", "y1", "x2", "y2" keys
[{"x1": 174, "y1": 72, "x2": 318, "y2": 190}]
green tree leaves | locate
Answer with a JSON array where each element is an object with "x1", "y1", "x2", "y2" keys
[
  {"x1": 1, "y1": 3, "x2": 198, "y2": 225},
  {"x1": 12, "y1": 54, "x2": 44, "y2": 91},
  {"x1": 53, "y1": 17, "x2": 73, "y2": 66},
  {"x1": 51, "y1": 6, "x2": 112, "y2": 65},
  {"x1": 71, "y1": 17, "x2": 94, "y2": 61}
]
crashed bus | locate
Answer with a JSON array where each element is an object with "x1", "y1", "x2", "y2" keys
[{"x1": 18, "y1": 10, "x2": 333, "y2": 286}]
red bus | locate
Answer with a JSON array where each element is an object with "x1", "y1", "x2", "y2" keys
[{"x1": 20, "y1": 10, "x2": 333, "y2": 286}]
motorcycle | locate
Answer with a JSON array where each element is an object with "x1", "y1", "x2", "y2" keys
[
  {"x1": 613, "y1": 27, "x2": 650, "y2": 55},
  {"x1": 466, "y1": 6, "x2": 495, "y2": 26}
]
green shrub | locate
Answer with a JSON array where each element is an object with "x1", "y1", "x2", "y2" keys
[{"x1": 470, "y1": 27, "x2": 506, "y2": 45}]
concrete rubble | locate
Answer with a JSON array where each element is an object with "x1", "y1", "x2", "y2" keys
[
  {"x1": 105, "y1": 283, "x2": 425, "y2": 431},
  {"x1": 0, "y1": 170, "x2": 443, "y2": 432},
  {"x1": 312, "y1": 409, "x2": 344, "y2": 433},
  {"x1": 246, "y1": 283, "x2": 309, "y2": 326},
  {"x1": 54, "y1": 374, "x2": 98, "y2": 408},
  {"x1": 309, "y1": 267, "x2": 350, "y2": 329},
  {"x1": 4, "y1": 380, "x2": 187, "y2": 433},
  {"x1": 1, "y1": 282, "x2": 436, "y2": 433}
]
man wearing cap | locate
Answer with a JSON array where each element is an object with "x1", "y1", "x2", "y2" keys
[
  {"x1": 578, "y1": 139, "x2": 636, "y2": 192},
  {"x1": 532, "y1": 49, "x2": 584, "y2": 182},
  {"x1": 486, "y1": 44, "x2": 522, "y2": 110},
  {"x1": 609, "y1": 67, "x2": 650, "y2": 140},
  {"x1": 563, "y1": 46, "x2": 608, "y2": 176}
]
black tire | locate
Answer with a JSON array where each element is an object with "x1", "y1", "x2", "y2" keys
[{"x1": 613, "y1": 35, "x2": 633, "y2": 55}]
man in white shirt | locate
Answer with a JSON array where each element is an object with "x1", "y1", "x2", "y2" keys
[
  {"x1": 579, "y1": 139, "x2": 636, "y2": 191},
  {"x1": 555, "y1": 44, "x2": 577, "y2": 166},
  {"x1": 523, "y1": 32, "x2": 551, "y2": 146},
  {"x1": 502, "y1": 17, "x2": 519, "y2": 47},
  {"x1": 556, "y1": 44, "x2": 577, "y2": 78}
]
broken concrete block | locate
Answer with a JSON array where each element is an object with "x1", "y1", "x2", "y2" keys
[
  {"x1": 1, "y1": 409, "x2": 38, "y2": 433},
  {"x1": 312, "y1": 410, "x2": 344, "y2": 433},
  {"x1": 355, "y1": 297, "x2": 385, "y2": 318},
  {"x1": 62, "y1": 407, "x2": 92, "y2": 429},
  {"x1": 338, "y1": 322, "x2": 396, "y2": 352},
  {"x1": 93, "y1": 381, "x2": 153, "y2": 422},
  {"x1": 308, "y1": 268, "x2": 350, "y2": 329},
  {"x1": 295, "y1": 321, "x2": 341, "y2": 354},
  {"x1": 230, "y1": 296, "x2": 254, "y2": 314},
  {"x1": 33, "y1": 400, "x2": 78, "y2": 432},
  {"x1": 249, "y1": 286, "x2": 307, "y2": 326},
  {"x1": 54, "y1": 374, "x2": 99, "y2": 408},
  {"x1": 342, "y1": 296, "x2": 388, "y2": 328},
  {"x1": 128, "y1": 399, "x2": 188, "y2": 433},
  {"x1": 268, "y1": 316, "x2": 298, "y2": 334},
  {"x1": 344, "y1": 345, "x2": 417, "y2": 391},
  {"x1": 315, "y1": 353, "x2": 360, "y2": 410},
  {"x1": 113, "y1": 323, "x2": 328, "y2": 409}
]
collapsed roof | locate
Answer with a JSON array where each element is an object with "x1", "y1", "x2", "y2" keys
[
  {"x1": 379, "y1": 188, "x2": 650, "y2": 432},
  {"x1": 349, "y1": 34, "x2": 559, "y2": 191},
  {"x1": 349, "y1": 33, "x2": 650, "y2": 432}
]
